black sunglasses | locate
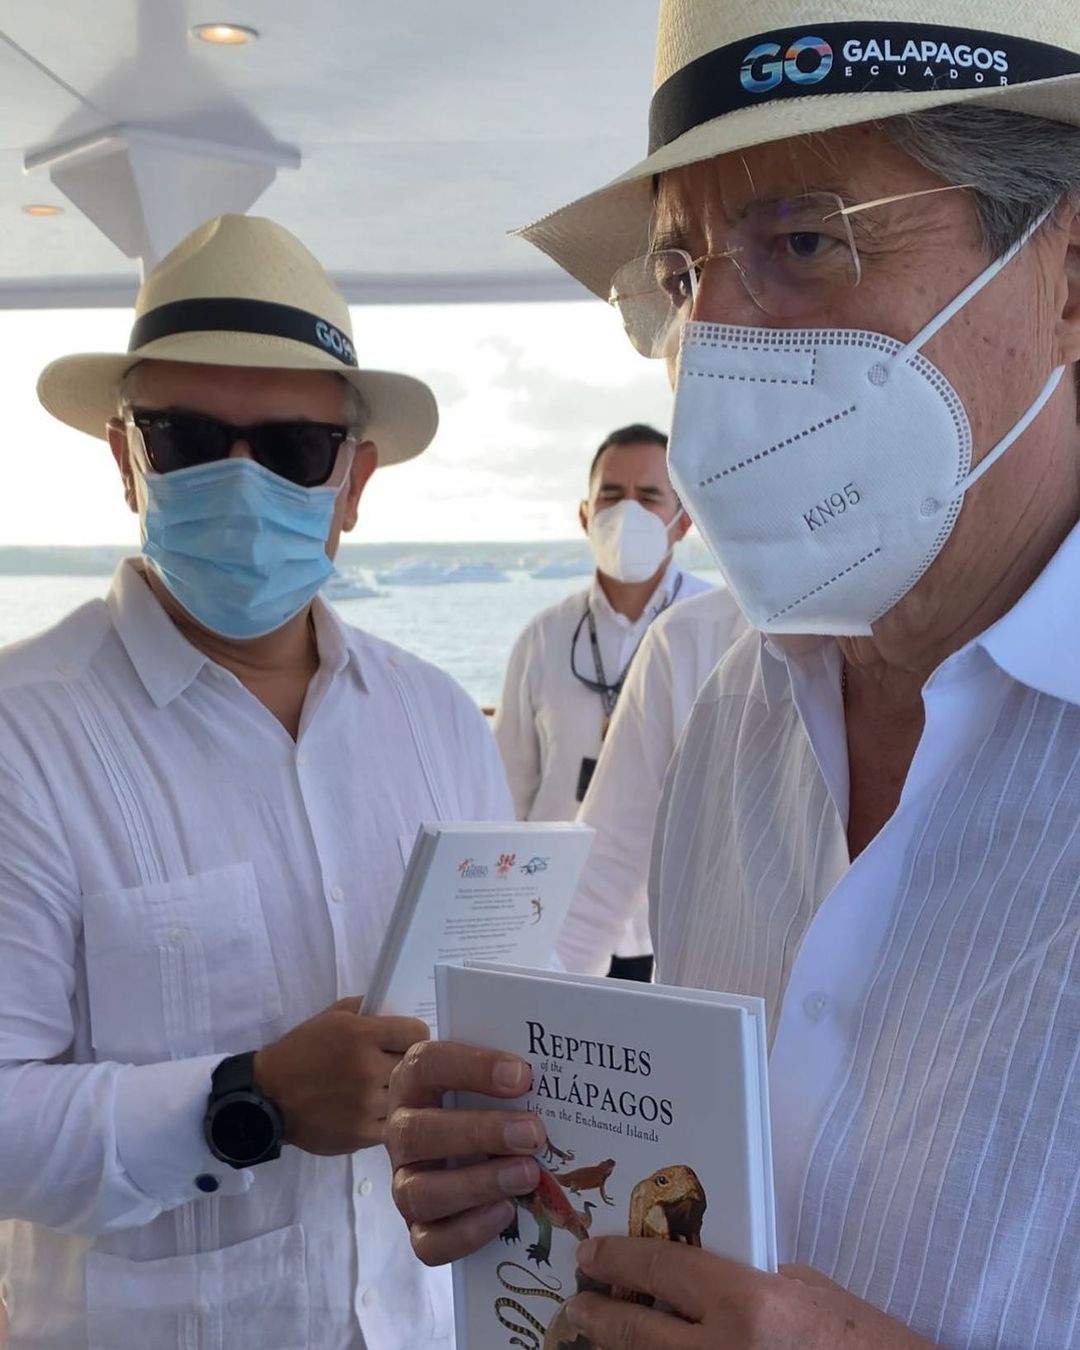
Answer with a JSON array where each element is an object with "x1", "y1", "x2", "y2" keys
[{"x1": 130, "y1": 410, "x2": 352, "y2": 488}]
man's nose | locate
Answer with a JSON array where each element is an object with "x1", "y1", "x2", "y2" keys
[{"x1": 227, "y1": 439, "x2": 257, "y2": 461}]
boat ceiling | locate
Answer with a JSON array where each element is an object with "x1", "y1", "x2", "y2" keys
[{"x1": 0, "y1": 0, "x2": 656, "y2": 309}]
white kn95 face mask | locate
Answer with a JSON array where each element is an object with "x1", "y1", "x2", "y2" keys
[
  {"x1": 588, "y1": 498, "x2": 683, "y2": 583},
  {"x1": 666, "y1": 209, "x2": 1065, "y2": 636}
]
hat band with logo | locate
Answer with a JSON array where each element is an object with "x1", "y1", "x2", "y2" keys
[
  {"x1": 128, "y1": 297, "x2": 359, "y2": 368},
  {"x1": 649, "y1": 23, "x2": 1080, "y2": 153}
]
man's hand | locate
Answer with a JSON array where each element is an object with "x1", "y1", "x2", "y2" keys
[
  {"x1": 254, "y1": 997, "x2": 428, "y2": 1154},
  {"x1": 386, "y1": 1040, "x2": 548, "y2": 1266},
  {"x1": 563, "y1": 1239, "x2": 940, "y2": 1350}
]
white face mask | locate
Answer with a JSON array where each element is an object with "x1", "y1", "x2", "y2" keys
[
  {"x1": 667, "y1": 211, "x2": 1066, "y2": 636},
  {"x1": 588, "y1": 498, "x2": 682, "y2": 583}
]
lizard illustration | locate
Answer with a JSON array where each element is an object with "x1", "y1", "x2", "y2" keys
[
  {"x1": 551, "y1": 1157, "x2": 617, "y2": 1206},
  {"x1": 501, "y1": 1164, "x2": 596, "y2": 1266},
  {"x1": 531, "y1": 898, "x2": 544, "y2": 925},
  {"x1": 611, "y1": 1164, "x2": 708, "y2": 1304},
  {"x1": 541, "y1": 1139, "x2": 575, "y2": 1165}
]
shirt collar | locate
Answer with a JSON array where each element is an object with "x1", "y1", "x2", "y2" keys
[
  {"x1": 976, "y1": 519, "x2": 1080, "y2": 707},
  {"x1": 588, "y1": 559, "x2": 681, "y2": 627},
  {"x1": 107, "y1": 558, "x2": 367, "y2": 707},
  {"x1": 107, "y1": 559, "x2": 208, "y2": 707}
]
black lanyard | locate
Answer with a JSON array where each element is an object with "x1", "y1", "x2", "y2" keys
[{"x1": 570, "y1": 572, "x2": 685, "y2": 721}]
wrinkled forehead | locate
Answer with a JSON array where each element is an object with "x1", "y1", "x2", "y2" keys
[{"x1": 652, "y1": 120, "x2": 945, "y2": 246}]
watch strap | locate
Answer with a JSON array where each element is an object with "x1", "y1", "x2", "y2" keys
[{"x1": 210, "y1": 1050, "x2": 259, "y2": 1101}]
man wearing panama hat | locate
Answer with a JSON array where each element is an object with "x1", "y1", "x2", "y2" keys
[
  {"x1": 387, "y1": 1, "x2": 1080, "y2": 1346},
  {"x1": 0, "y1": 214, "x2": 512, "y2": 1348}
]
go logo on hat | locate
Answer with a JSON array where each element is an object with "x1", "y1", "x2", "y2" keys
[{"x1": 740, "y1": 35, "x2": 834, "y2": 94}]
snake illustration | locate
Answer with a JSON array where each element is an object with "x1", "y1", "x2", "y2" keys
[{"x1": 494, "y1": 1261, "x2": 565, "y2": 1349}]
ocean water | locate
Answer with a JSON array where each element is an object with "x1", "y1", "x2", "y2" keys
[{"x1": 0, "y1": 563, "x2": 724, "y2": 708}]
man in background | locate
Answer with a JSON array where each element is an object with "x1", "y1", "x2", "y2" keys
[
  {"x1": 493, "y1": 423, "x2": 709, "y2": 976},
  {"x1": 557, "y1": 585, "x2": 748, "y2": 975}
]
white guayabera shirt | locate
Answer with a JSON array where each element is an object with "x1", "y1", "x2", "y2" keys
[
  {"x1": 0, "y1": 560, "x2": 512, "y2": 1350},
  {"x1": 651, "y1": 522, "x2": 1080, "y2": 1349},
  {"x1": 559, "y1": 587, "x2": 748, "y2": 973}
]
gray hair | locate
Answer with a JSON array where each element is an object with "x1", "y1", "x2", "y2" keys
[
  {"x1": 885, "y1": 106, "x2": 1080, "y2": 257},
  {"x1": 117, "y1": 363, "x2": 370, "y2": 437}
]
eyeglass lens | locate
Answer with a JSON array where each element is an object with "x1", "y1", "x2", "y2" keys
[{"x1": 611, "y1": 192, "x2": 860, "y2": 357}]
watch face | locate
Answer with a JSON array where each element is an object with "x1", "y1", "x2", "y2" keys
[{"x1": 212, "y1": 1098, "x2": 276, "y2": 1164}]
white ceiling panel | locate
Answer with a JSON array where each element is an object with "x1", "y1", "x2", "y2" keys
[{"x1": 0, "y1": 0, "x2": 657, "y2": 307}]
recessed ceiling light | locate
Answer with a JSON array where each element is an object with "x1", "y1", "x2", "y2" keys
[
  {"x1": 22, "y1": 204, "x2": 63, "y2": 217},
  {"x1": 191, "y1": 22, "x2": 259, "y2": 45}
]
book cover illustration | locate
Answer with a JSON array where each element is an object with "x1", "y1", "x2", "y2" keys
[{"x1": 438, "y1": 962, "x2": 774, "y2": 1350}]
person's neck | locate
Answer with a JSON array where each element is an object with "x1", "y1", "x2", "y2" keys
[
  {"x1": 841, "y1": 496, "x2": 1080, "y2": 712},
  {"x1": 142, "y1": 566, "x2": 320, "y2": 723},
  {"x1": 595, "y1": 558, "x2": 672, "y2": 623}
]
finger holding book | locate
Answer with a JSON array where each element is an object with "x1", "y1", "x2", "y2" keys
[
  {"x1": 253, "y1": 997, "x2": 429, "y2": 1155},
  {"x1": 564, "y1": 1237, "x2": 936, "y2": 1349},
  {"x1": 386, "y1": 1040, "x2": 548, "y2": 1264}
]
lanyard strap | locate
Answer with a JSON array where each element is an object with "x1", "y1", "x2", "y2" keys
[{"x1": 572, "y1": 572, "x2": 685, "y2": 718}]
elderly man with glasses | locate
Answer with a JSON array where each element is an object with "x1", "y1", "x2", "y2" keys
[
  {"x1": 0, "y1": 214, "x2": 512, "y2": 1350},
  {"x1": 385, "y1": 1, "x2": 1080, "y2": 1347}
]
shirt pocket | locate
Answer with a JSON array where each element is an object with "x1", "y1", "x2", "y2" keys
[
  {"x1": 85, "y1": 1222, "x2": 308, "y2": 1350},
  {"x1": 82, "y1": 861, "x2": 283, "y2": 1063}
]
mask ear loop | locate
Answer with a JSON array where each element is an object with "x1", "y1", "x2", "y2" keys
[{"x1": 884, "y1": 204, "x2": 1067, "y2": 507}]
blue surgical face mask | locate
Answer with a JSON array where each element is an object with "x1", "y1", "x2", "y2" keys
[{"x1": 138, "y1": 457, "x2": 344, "y2": 639}]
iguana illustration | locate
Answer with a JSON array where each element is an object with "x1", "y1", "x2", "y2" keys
[
  {"x1": 551, "y1": 1157, "x2": 616, "y2": 1206},
  {"x1": 541, "y1": 1139, "x2": 575, "y2": 1165},
  {"x1": 501, "y1": 1164, "x2": 596, "y2": 1266},
  {"x1": 612, "y1": 1164, "x2": 708, "y2": 1304}
]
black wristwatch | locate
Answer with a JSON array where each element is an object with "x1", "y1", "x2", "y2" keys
[{"x1": 203, "y1": 1052, "x2": 285, "y2": 1169}]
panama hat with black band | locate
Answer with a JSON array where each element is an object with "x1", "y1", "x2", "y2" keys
[
  {"x1": 518, "y1": 0, "x2": 1080, "y2": 298},
  {"x1": 38, "y1": 213, "x2": 437, "y2": 466}
]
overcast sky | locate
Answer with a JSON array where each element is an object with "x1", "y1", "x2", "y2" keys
[{"x1": 5, "y1": 301, "x2": 673, "y2": 546}]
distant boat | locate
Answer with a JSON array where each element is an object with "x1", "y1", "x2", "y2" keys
[
  {"x1": 374, "y1": 559, "x2": 454, "y2": 586},
  {"x1": 374, "y1": 558, "x2": 510, "y2": 586},
  {"x1": 530, "y1": 558, "x2": 594, "y2": 579},
  {"x1": 324, "y1": 569, "x2": 380, "y2": 601},
  {"x1": 442, "y1": 562, "x2": 509, "y2": 584}
]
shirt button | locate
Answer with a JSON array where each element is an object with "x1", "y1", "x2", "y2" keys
[
  {"x1": 361, "y1": 1289, "x2": 375, "y2": 1308},
  {"x1": 803, "y1": 992, "x2": 829, "y2": 1022},
  {"x1": 330, "y1": 885, "x2": 345, "y2": 903},
  {"x1": 195, "y1": 1173, "x2": 220, "y2": 1193},
  {"x1": 296, "y1": 752, "x2": 307, "y2": 768},
  {"x1": 194, "y1": 1299, "x2": 211, "y2": 1316},
  {"x1": 169, "y1": 928, "x2": 188, "y2": 946},
  {"x1": 358, "y1": 1177, "x2": 373, "y2": 1197}
]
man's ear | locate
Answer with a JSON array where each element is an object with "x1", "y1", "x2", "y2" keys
[
  {"x1": 106, "y1": 419, "x2": 139, "y2": 513},
  {"x1": 579, "y1": 500, "x2": 590, "y2": 536},
  {"x1": 672, "y1": 507, "x2": 692, "y2": 543},
  {"x1": 1054, "y1": 204, "x2": 1080, "y2": 368},
  {"x1": 340, "y1": 441, "x2": 379, "y2": 534}
]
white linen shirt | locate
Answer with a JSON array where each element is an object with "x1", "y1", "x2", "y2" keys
[
  {"x1": 493, "y1": 563, "x2": 710, "y2": 830},
  {"x1": 558, "y1": 588, "x2": 747, "y2": 971},
  {"x1": 0, "y1": 560, "x2": 512, "y2": 1350},
  {"x1": 651, "y1": 522, "x2": 1080, "y2": 1349}
]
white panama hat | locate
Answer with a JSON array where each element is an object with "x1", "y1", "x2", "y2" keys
[
  {"x1": 518, "y1": 0, "x2": 1080, "y2": 299},
  {"x1": 37, "y1": 213, "x2": 438, "y2": 466}
]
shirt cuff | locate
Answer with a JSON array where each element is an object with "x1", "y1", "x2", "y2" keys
[{"x1": 114, "y1": 1055, "x2": 255, "y2": 1209}]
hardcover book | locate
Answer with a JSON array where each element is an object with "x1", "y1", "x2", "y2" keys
[
  {"x1": 437, "y1": 961, "x2": 776, "y2": 1349},
  {"x1": 363, "y1": 823, "x2": 593, "y2": 1027}
]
